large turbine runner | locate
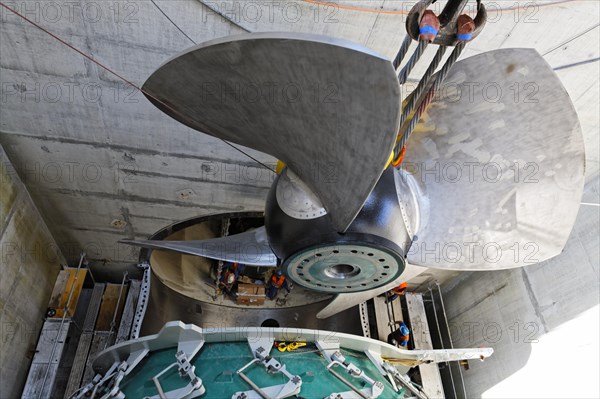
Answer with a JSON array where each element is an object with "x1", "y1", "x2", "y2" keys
[{"x1": 123, "y1": 32, "x2": 585, "y2": 317}]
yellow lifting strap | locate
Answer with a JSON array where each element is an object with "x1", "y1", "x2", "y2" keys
[
  {"x1": 277, "y1": 342, "x2": 307, "y2": 352},
  {"x1": 275, "y1": 160, "x2": 286, "y2": 174}
]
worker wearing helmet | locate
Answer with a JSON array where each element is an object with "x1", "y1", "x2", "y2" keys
[
  {"x1": 385, "y1": 282, "x2": 408, "y2": 303},
  {"x1": 388, "y1": 321, "x2": 411, "y2": 347},
  {"x1": 266, "y1": 270, "x2": 290, "y2": 300},
  {"x1": 222, "y1": 261, "x2": 246, "y2": 279},
  {"x1": 218, "y1": 269, "x2": 238, "y2": 299}
]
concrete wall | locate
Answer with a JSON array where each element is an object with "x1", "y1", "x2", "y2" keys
[
  {"x1": 442, "y1": 177, "x2": 599, "y2": 398},
  {"x1": 0, "y1": 146, "x2": 66, "y2": 398}
]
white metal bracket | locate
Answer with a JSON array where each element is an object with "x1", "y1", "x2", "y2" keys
[{"x1": 232, "y1": 337, "x2": 302, "y2": 399}]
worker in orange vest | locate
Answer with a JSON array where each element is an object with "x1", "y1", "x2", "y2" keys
[
  {"x1": 267, "y1": 270, "x2": 290, "y2": 300},
  {"x1": 385, "y1": 282, "x2": 408, "y2": 303}
]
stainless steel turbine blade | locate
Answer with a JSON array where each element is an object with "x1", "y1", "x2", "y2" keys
[
  {"x1": 121, "y1": 227, "x2": 277, "y2": 266},
  {"x1": 143, "y1": 32, "x2": 401, "y2": 232},
  {"x1": 317, "y1": 280, "x2": 400, "y2": 319},
  {"x1": 316, "y1": 265, "x2": 427, "y2": 319},
  {"x1": 400, "y1": 48, "x2": 585, "y2": 270}
]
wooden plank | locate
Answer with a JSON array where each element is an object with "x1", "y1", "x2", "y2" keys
[
  {"x1": 238, "y1": 283, "x2": 265, "y2": 295},
  {"x1": 64, "y1": 284, "x2": 105, "y2": 398},
  {"x1": 405, "y1": 293, "x2": 445, "y2": 399},
  {"x1": 64, "y1": 334, "x2": 94, "y2": 395},
  {"x1": 21, "y1": 320, "x2": 70, "y2": 398},
  {"x1": 116, "y1": 280, "x2": 141, "y2": 344},
  {"x1": 83, "y1": 284, "x2": 106, "y2": 331},
  {"x1": 82, "y1": 333, "x2": 111, "y2": 385},
  {"x1": 50, "y1": 287, "x2": 94, "y2": 399},
  {"x1": 390, "y1": 296, "x2": 404, "y2": 324},
  {"x1": 22, "y1": 363, "x2": 60, "y2": 399},
  {"x1": 405, "y1": 293, "x2": 433, "y2": 350},
  {"x1": 81, "y1": 283, "x2": 128, "y2": 386},
  {"x1": 47, "y1": 270, "x2": 69, "y2": 310},
  {"x1": 48, "y1": 268, "x2": 88, "y2": 319},
  {"x1": 95, "y1": 283, "x2": 129, "y2": 331}
]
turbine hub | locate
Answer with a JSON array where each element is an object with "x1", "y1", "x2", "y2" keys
[
  {"x1": 284, "y1": 243, "x2": 403, "y2": 293},
  {"x1": 266, "y1": 167, "x2": 411, "y2": 293}
]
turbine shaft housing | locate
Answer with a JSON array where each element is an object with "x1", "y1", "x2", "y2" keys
[{"x1": 265, "y1": 167, "x2": 411, "y2": 293}]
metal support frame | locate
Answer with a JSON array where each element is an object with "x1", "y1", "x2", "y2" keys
[
  {"x1": 233, "y1": 338, "x2": 302, "y2": 399},
  {"x1": 65, "y1": 284, "x2": 106, "y2": 398},
  {"x1": 116, "y1": 280, "x2": 142, "y2": 344},
  {"x1": 316, "y1": 341, "x2": 383, "y2": 399},
  {"x1": 359, "y1": 302, "x2": 371, "y2": 338},
  {"x1": 71, "y1": 329, "x2": 206, "y2": 399},
  {"x1": 105, "y1": 272, "x2": 128, "y2": 349},
  {"x1": 382, "y1": 363, "x2": 429, "y2": 399},
  {"x1": 428, "y1": 285, "x2": 457, "y2": 397},
  {"x1": 130, "y1": 262, "x2": 150, "y2": 340},
  {"x1": 70, "y1": 349, "x2": 148, "y2": 399},
  {"x1": 436, "y1": 282, "x2": 467, "y2": 398},
  {"x1": 150, "y1": 351, "x2": 205, "y2": 399},
  {"x1": 364, "y1": 350, "x2": 399, "y2": 394}
]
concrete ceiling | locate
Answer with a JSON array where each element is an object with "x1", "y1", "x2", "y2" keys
[{"x1": 1, "y1": 0, "x2": 598, "y2": 280}]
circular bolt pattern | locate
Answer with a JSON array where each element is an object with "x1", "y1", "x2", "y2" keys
[{"x1": 283, "y1": 243, "x2": 404, "y2": 293}]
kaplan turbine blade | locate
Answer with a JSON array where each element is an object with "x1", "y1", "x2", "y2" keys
[
  {"x1": 121, "y1": 226, "x2": 277, "y2": 266},
  {"x1": 399, "y1": 48, "x2": 585, "y2": 270},
  {"x1": 143, "y1": 32, "x2": 401, "y2": 232}
]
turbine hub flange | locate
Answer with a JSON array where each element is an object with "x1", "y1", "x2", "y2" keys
[{"x1": 284, "y1": 243, "x2": 403, "y2": 293}]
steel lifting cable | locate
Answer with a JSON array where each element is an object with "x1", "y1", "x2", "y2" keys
[
  {"x1": 393, "y1": 42, "x2": 466, "y2": 162},
  {"x1": 392, "y1": 35, "x2": 413, "y2": 70},
  {"x1": 397, "y1": 41, "x2": 430, "y2": 85},
  {"x1": 398, "y1": 45, "x2": 447, "y2": 129},
  {"x1": 392, "y1": 0, "x2": 482, "y2": 165}
]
